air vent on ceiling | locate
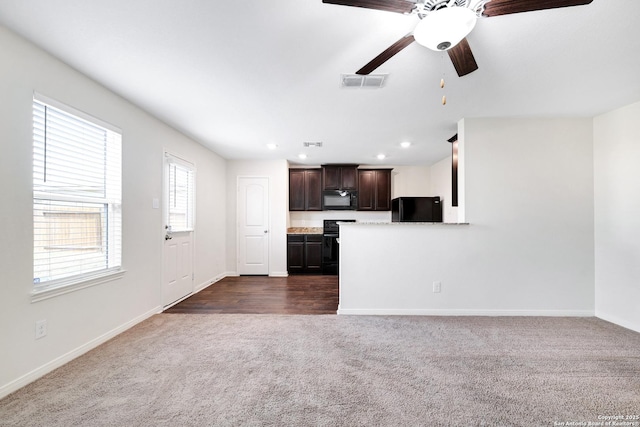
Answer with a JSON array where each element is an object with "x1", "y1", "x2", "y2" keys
[
  {"x1": 341, "y1": 74, "x2": 387, "y2": 88},
  {"x1": 303, "y1": 141, "x2": 323, "y2": 148}
]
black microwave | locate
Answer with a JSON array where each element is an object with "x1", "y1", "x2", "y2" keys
[{"x1": 322, "y1": 190, "x2": 358, "y2": 210}]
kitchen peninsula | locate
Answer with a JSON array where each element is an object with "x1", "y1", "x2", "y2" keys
[{"x1": 337, "y1": 221, "x2": 473, "y2": 315}]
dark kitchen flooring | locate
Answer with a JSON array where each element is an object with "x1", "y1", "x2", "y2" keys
[{"x1": 164, "y1": 275, "x2": 339, "y2": 314}]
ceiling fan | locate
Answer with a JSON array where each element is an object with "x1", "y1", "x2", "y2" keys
[{"x1": 323, "y1": 0, "x2": 594, "y2": 77}]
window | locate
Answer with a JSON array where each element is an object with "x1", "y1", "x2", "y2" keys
[
  {"x1": 33, "y1": 93, "x2": 122, "y2": 293},
  {"x1": 166, "y1": 154, "x2": 195, "y2": 232}
]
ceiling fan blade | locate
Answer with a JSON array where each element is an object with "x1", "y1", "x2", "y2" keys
[
  {"x1": 447, "y1": 38, "x2": 478, "y2": 77},
  {"x1": 322, "y1": 0, "x2": 415, "y2": 14},
  {"x1": 483, "y1": 0, "x2": 593, "y2": 17},
  {"x1": 356, "y1": 35, "x2": 415, "y2": 75}
]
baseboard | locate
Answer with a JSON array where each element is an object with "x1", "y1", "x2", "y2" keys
[
  {"x1": 269, "y1": 271, "x2": 289, "y2": 277},
  {"x1": 0, "y1": 306, "x2": 161, "y2": 400},
  {"x1": 226, "y1": 271, "x2": 288, "y2": 277},
  {"x1": 193, "y1": 272, "x2": 228, "y2": 293},
  {"x1": 164, "y1": 273, "x2": 232, "y2": 310},
  {"x1": 337, "y1": 307, "x2": 595, "y2": 316},
  {"x1": 595, "y1": 311, "x2": 640, "y2": 334}
]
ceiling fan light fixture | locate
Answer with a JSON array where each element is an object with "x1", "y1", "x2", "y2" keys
[{"x1": 413, "y1": 7, "x2": 477, "y2": 52}]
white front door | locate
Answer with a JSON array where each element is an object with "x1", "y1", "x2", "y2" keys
[
  {"x1": 163, "y1": 232, "x2": 193, "y2": 306},
  {"x1": 162, "y1": 153, "x2": 195, "y2": 306},
  {"x1": 237, "y1": 177, "x2": 269, "y2": 275}
]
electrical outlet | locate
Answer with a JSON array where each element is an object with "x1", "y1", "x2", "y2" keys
[
  {"x1": 432, "y1": 281, "x2": 442, "y2": 293},
  {"x1": 35, "y1": 319, "x2": 47, "y2": 339}
]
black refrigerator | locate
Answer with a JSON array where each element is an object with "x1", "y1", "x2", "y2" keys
[{"x1": 391, "y1": 197, "x2": 443, "y2": 222}]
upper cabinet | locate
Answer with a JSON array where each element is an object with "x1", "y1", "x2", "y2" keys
[
  {"x1": 289, "y1": 165, "x2": 391, "y2": 211},
  {"x1": 357, "y1": 169, "x2": 392, "y2": 211},
  {"x1": 322, "y1": 165, "x2": 358, "y2": 190},
  {"x1": 289, "y1": 169, "x2": 322, "y2": 211}
]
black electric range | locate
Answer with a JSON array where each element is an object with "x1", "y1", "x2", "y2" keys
[{"x1": 322, "y1": 219, "x2": 356, "y2": 275}]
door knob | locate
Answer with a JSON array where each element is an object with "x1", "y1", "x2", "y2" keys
[
  {"x1": 264, "y1": 230, "x2": 269, "y2": 234},
  {"x1": 165, "y1": 234, "x2": 173, "y2": 240}
]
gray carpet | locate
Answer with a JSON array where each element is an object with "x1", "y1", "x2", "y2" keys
[{"x1": 1, "y1": 315, "x2": 639, "y2": 426}]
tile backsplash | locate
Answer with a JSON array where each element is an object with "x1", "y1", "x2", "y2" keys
[{"x1": 289, "y1": 211, "x2": 391, "y2": 228}]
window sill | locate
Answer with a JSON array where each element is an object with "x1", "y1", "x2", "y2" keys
[{"x1": 31, "y1": 269, "x2": 126, "y2": 303}]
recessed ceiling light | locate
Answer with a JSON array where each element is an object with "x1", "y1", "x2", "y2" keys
[
  {"x1": 298, "y1": 154, "x2": 307, "y2": 159},
  {"x1": 266, "y1": 143, "x2": 278, "y2": 150},
  {"x1": 400, "y1": 141, "x2": 411, "y2": 148},
  {"x1": 377, "y1": 154, "x2": 386, "y2": 160}
]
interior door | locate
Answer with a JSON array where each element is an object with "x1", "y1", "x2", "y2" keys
[
  {"x1": 162, "y1": 153, "x2": 195, "y2": 306},
  {"x1": 237, "y1": 177, "x2": 269, "y2": 275}
]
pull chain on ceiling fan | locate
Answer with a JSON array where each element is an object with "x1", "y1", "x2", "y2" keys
[
  {"x1": 440, "y1": 52, "x2": 446, "y2": 105},
  {"x1": 322, "y1": 0, "x2": 594, "y2": 78}
]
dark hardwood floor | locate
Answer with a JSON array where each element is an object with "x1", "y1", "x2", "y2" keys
[{"x1": 164, "y1": 275, "x2": 338, "y2": 315}]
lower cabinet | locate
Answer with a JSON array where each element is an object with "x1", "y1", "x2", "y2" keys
[{"x1": 287, "y1": 234, "x2": 323, "y2": 274}]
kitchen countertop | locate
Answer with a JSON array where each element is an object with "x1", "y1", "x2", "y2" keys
[
  {"x1": 341, "y1": 222, "x2": 470, "y2": 225},
  {"x1": 287, "y1": 227, "x2": 323, "y2": 235},
  {"x1": 287, "y1": 223, "x2": 468, "y2": 234}
]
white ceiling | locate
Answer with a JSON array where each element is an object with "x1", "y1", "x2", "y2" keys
[{"x1": 1, "y1": 0, "x2": 639, "y2": 166}]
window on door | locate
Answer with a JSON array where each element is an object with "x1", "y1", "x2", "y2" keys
[
  {"x1": 165, "y1": 154, "x2": 195, "y2": 233},
  {"x1": 32, "y1": 93, "x2": 122, "y2": 292}
]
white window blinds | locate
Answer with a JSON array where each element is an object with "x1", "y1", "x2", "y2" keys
[
  {"x1": 33, "y1": 94, "x2": 122, "y2": 290},
  {"x1": 166, "y1": 155, "x2": 195, "y2": 232}
]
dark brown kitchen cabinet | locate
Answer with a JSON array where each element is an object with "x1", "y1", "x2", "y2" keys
[
  {"x1": 305, "y1": 235, "x2": 323, "y2": 273},
  {"x1": 358, "y1": 169, "x2": 392, "y2": 211},
  {"x1": 322, "y1": 165, "x2": 358, "y2": 190},
  {"x1": 289, "y1": 169, "x2": 322, "y2": 211},
  {"x1": 287, "y1": 234, "x2": 322, "y2": 274}
]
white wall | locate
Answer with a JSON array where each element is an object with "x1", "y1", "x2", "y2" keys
[
  {"x1": 594, "y1": 101, "x2": 640, "y2": 333},
  {"x1": 340, "y1": 118, "x2": 595, "y2": 315},
  {"x1": 391, "y1": 165, "x2": 431, "y2": 198},
  {"x1": 226, "y1": 160, "x2": 289, "y2": 277},
  {"x1": 180, "y1": 148, "x2": 227, "y2": 292},
  {"x1": 0, "y1": 25, "x2": 227, "y2": 398}
]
